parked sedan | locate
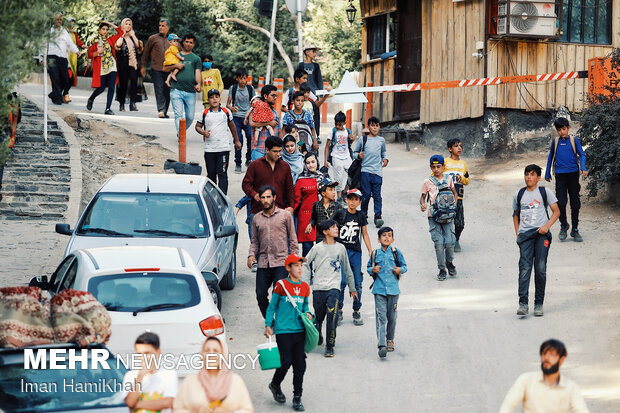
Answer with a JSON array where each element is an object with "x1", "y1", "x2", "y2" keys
[{"x1": 55, "y1": 174, "x2": 239, "y2": 310}]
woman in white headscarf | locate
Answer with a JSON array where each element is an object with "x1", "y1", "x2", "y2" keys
[
  {"x1": 114, "y1": 18, "x2": 143, "y2": 112},
  {"x1": 173, "y1": 336, "x2": 253, "y2": 413}
]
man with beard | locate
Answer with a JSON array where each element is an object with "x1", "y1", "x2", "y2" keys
[
  {"x1": 499, "y1": 339, "x2": 589, "y2": 413},
  {"x1": 248, "y1": 186, "x2": 298, "y2": 318}
]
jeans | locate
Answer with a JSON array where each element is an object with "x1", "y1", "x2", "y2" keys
[
  {"x1": 233, "y1": 117, "x2": 252, "y2": 166},
  {"x1": 117, "y1": 64, "x2": 138, "y2": 106},
  {"x1": 271, "y1": 332, "x2": 306, "y2": 396},
  {"x1": 301, "y1": 241, "x2": 313, "y2": 257},
  {"x1": 313, "y1": 289, "x2": 340, "y2": 349},
  {"x1": 555, "y1": 172, "x2": 581, "y2": 228},
  {"x1": 151, "y1": 70, "x2": 170, "y2": 114},
  {"x1": 251, "y1": 148, "x2": 265, "y2": 161},
  {"x1": 428, "y1": 218, "x2": 455, "y2": 271},
  {"x1": 361, "y1": 172, "x2": 383, "y2": 217},
  {"x1": 256, "y1": 266, "x2": 288, "y2": 318},
  {"x1": 204, "y1": 151, "x2": 230, "y2": 194},
  {"x1": 374, "y1": 294, "x2": 398, "y2": 348},
  {"x1": 47, "y1": 55, "x2": 69, "y2": 104},
  {"x1": 340, "y1": 249, "x2": 363, "y2": 311},
  {"x1": 454, "y1": 199, "x2": 465, "y2": 241},
  {"x1": 89, "y1": 71, "x2": 117, "y2": 110},
  {"x1": 517, "y1": 229, "x2": 552, "y2": 305},
  {"x1": 170, "y1": 88, "x2": 196, "y2": 136}
]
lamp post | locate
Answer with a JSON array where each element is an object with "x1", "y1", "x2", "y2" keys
[{"x1": 346, "y1": 1, "x2": 357, "y2": 25}]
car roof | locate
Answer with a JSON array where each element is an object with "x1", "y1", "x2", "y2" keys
[
  {"x1": 79, "y1": 246, "x2": 192, "y2": 272},
  {"x1": 99, "y1": 174, "x2": 205, "y2": 194}
]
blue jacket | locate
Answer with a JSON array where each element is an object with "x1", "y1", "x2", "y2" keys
[
  {"x1": 545, "y1": 136, "x2": 587, "y2": 179},
  {"x1": 367, "y1": 246, "x2": 407, "y2": 296}
]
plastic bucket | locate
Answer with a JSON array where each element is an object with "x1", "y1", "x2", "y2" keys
[{"x1": 257, "y1": 336, "x2": 281, "y2": 370}]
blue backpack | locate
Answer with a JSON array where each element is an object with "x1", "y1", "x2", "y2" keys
[{"x1": 429, "y1": 176, "x2": 456, "y2": 224}]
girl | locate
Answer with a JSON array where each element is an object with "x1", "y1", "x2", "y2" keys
[
  {"x1": 294, "y1": 153, "x2": 324, "y2": 256},
  {"x1": 114, "y1": 18, "x2": 143, "y2": 112},
  {"x1": 281, "y1": 135, "x2": 305, "y2": 184},
  {"x1": 87, "y1": 21, "x2": 123, "y2": 115}
]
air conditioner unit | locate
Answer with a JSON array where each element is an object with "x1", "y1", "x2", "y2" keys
[{"x1": 497, "y1": 1, "x2": 557, "y2": 37}]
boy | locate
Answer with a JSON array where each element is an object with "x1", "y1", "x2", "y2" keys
[
  {"x1": 513, "y1": 164, "x2": 560, "y2": 317},
  {"x1": 420, "y1": 155, "x2": 459, "y2": 281},
  {"x1": 164, "y1": 34, "x2": 184, "y2": 87},
  {"x1": 303, "y1": 220, "x2": 358, "y2": 357},
  {"x1": 195, "y1": 89, "x2": 241, "y2": 195},
  {"x1": 283, "y1": 91, "x2": 318, "y2": 153},
  {"x1": 352, "y1": 116, "x2": 388, "y2": 227},
  {"x1": 544, "y1": 117, "x2": 588, "y2": 242},
  {"x1": 333, "y1": 188, "x2": 372, "y2": 326},
  {"x1": 325, "y1": 111, "x2": 354, "y2": 201},
  {"x1": 368, "y1": 226, "x2": 407, "y2": 359},
  {"x1": 227, "y1": 68, "x2": 255, "y2": 170},
  {"x1": 200, "y1": 54, "x2": 224, "y2": 108},
  {"x1": 306, "y1": 178, "x2": 340, "y2": 244},
  {"x1": 282, "y1": 69, "x2": 316, "y2": 113},
  {"x1": 265, "y1": 253, "x2": 312, "y2": 412},
  {"x1": 444, "y1": 138, "x2": 469, "y2": 252}
]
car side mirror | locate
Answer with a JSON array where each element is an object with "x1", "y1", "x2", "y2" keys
[
  {"x1": 29, "y1": 275, "x2": 49, "y2": 290},
  {"x1": 55, "y1": 223, "x2": 72, "y2": 235},
  {"x1": 215, "y1": 225, "x2": 236, "y2": 239}
]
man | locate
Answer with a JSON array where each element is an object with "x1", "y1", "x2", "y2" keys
[
  {"x1": 122, "y1": 332, "x2": 178, "y2": 413},
  {"x1": 248, "y1": 185, "x2": 298, "y2": 318},
  {"x1": 45, "y1": 12, "x2": 80, "y2": 105},
  {"x1": 499, "y1": 339, "x2": 589, "y2": 413},
  {"x1": 141, "y1": 19, "x2": 171, "y2": 118},
  {"x1": 249, "y1": 85, "x2": 280, "y2": 161},
  {"x1": 165, "y1": 34, "x2": 202, "y2": 137},
  {"x1": 242, "y1": 136, "x2": 295, "y2": 216}
]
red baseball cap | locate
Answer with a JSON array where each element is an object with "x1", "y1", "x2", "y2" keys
[{"x1": 285, "y1": 253, "x2": 307, "y2": 267}]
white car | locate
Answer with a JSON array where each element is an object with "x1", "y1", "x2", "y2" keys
[{"x1": 30, "y1": 246, "x2": 224, "y2": 376}]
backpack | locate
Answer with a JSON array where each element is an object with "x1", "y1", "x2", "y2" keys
[
  {"x1": 514, "y1": 186, "x2": 549, "y2": 220},
  {"x1": 368, "y1": 247, "x2": 401, "y2": 290},
  {"x1": 428, "y1": 176, "x2": 457, "y2": 224},
  {"x1": 347, "y1": 136, "x2": 367, "y2": 189},
  {"x1": 327, "y1": 127, "x2": 353, "y2": 164},
  {"x1": 230, "y1": 84, "x2": 254, "y2": 107},
  {"x1": 288, "y1": 111, "x2": 314, "y2": 149},
  {"x1": 551, "y1": 136, "x2": 580, "y2": 173}
]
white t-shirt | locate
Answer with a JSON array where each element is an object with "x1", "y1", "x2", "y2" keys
[
  {"x1": 121, "y1": 368, "x2": 179, "y2": 413},
  {"x1": 198, "y1": 106, "x2": 234, "y2": 153},
  {"x1": 331, "y1": 129, "x2": 351, "y2": 160}
]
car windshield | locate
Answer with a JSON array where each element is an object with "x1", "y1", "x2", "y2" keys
[
  {"x1": 88, "y1": 272, "x2": 200, "y2": 312},
  {"x1": 0, "y1": 349, "x2": 127, "y2": 412},
  {"x1": 77, "y1": 192, "x2": 209, "y2": 238}
]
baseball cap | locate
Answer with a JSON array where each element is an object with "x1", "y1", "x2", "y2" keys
[
  {"x1": 318, "y1": 178, "x2": 338, "y2": 193},
  {"x1": 285, "y1": 253, "x2": 307, "y2": 267},
  {"x1": 303, "y1": 44, "x2": 320, "y2": 51},
  {"x1": 167, "y1": 33, "x2": 180, "y2": 41},
  {"x1": 346, "y1": 188, "x2": 362, "y2": 198},
  {"x1": 430, "y1": 154, "x2": 444, "y2": 166},
  {"x1": 207, "y1": 89, "x2": 220, "y2": 98}
]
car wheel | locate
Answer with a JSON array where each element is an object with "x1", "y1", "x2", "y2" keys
[
  {"x1": 220, "y1": 251, "x2": 236, "y2": 291},
  {"x1": 209, "y1": 283, "x2": 222, "y2": 311}
]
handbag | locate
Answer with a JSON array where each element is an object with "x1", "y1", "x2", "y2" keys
[{"x1": 277, "y1": 280, "x2": 319, "y2": 353}]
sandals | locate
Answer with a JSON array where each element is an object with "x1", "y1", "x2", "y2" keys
[{"x1": 386, "y1": 340, "x2": 395, "y2": 352}]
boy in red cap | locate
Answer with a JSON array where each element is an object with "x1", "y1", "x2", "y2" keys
[{"x1": 265, "y1": 253, "x2": 311, "y2": 412}]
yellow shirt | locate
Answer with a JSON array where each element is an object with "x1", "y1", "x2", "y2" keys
[
  {"x1": 443, "y1": 157, "x2": 469, "y2": 199},
  {"x1": 201, "y1": 68, "x2": 224, "y2": 104},
  {"x1": 164, "y1": 44, "x2": 180, "y2": 66}
]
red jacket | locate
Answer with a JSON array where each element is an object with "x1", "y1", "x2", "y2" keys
[
  {"x1": 294, "y1": 176, "x2": 319, "y2": 242},
  {"x1": 87, "y1": 28, "x2": 122, "y2": 88}
]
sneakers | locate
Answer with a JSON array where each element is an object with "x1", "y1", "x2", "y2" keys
[
  {"x1": 292, "y1": 395, "x2": 305, "y2": 411},
  {"x1": 251, "y1": 262, "x2": 258, "y2": 273},
  {"x1": 352, "y1": 311, "x2": 364, "y2": 326},
  {"x1": 437, "y1": 270, "x2": 447, "y2": 281},
  {"x1": 337, "y1": 310, "x2": 343, "y2": 326},
  {"x1": 386, "y1": 340, "x2": 395, "y2": 352},
  {"x1": 378, "y1": 346, "x2": 387, "y2": 359},
  {"x1": 86, "y1": 99, "x2": 93, "y2": 111},
  {"x1": 234, "y1": 165, "x2": 242, "y2": 174},
  {"x1": 104, "y1": 109, "x2": 114, "y2": 115},
  {"x1": 559, "y1": 224, "x2": 569, "y2": 241},
  {"x1": 571, "y1": 228, "x2": 583, "y2": 242},
  {"x1": 534, "y1": 304, "x2": 544, "y2": 316},
  {"x1": 517, "y1": 304, "x2": 529, "y2": 316},
  {"x1": 446, "y1": 262, "x2": 457, "y2": 277},
  {"x1": 269, "y1": 382, "x2": 286, "y2": 404},
  {"x1": 454, "y1": 240, "x2": 461, "y2": 252},
  {"x1": 374, "y1": 215, "x2": 384, "y2": 227},
  {"x1": 324, "y1": 347, "x2": 334, "y2": 357}
]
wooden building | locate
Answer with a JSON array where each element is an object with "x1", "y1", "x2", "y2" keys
[{"x1": 359, "y1": 0, "x2": 620, "y2": 125}]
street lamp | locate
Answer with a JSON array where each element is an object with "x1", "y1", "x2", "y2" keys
[{"x1": 345, "y1": 1, "x2": 356, "y2": 25}]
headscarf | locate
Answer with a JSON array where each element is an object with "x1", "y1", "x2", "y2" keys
[
  {"x1": 281, "y1": 135, "x2": 305, "y2": 183},
  {"x1": 298, "y1": 152, "x2": 323, "y2": 181},
  {"x1": 197, "y1": 336, "x2": 232, "y2": 408},
  {"x1": 120, "y1": 18, "x2": 138, "y2": 69}
]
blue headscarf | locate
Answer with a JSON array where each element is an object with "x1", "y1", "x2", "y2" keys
[{"x1": 281, "y1": 135, "x2": 305, "y2": 183}]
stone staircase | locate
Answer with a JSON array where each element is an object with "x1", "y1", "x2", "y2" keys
[{"x1": 0, "y1": 102, "x2": 71, "y2": 220}]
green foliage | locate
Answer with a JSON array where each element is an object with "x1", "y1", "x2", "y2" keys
[{"x1": 577, "y1": 48, "x2": 620, "y2": 198}]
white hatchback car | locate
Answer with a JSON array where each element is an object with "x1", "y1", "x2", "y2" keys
[{"x1": 30, "y1": 246, "x2": 224, "y2": 375}]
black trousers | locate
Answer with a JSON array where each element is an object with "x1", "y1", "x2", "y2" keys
[
  {"x1": 454, "y1": 199, "x2": 465, "y2": 241},
  {"x1": 151, "y1": 70, "x2": 170, "y2": 114},
  {"x1": 89, "y1": 72, "x2": 117, "y2": 110},
  {"x1": 313, "y1": 288, "x2": 340, "y2": 349},
  {"x1": 555, "y1": 171, "x2": 581, "y2": 228},
  {"x1": 204, "y1": 151, "x2": 230, "y2": 194},
  {"x1": 117, "y1": 64, "x2": 138, "y2": 106},
  {"x1": 312, "y1": 101, "x2": 321, "y2": 136},
  {"x1": 256, "y1": 266, "x2": 288, "y2": 318},
  {"x1": 272, "y1": 332, "x2": 306, "y2": 396},
  {"x1": 47, "y1": 55, "x2": 69, "y2": 104}
]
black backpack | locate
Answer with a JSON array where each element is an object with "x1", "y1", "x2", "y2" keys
[
  {"x1": 230, "y1": 84, "x2": 254, "y2": 106},
  {"x1": 347, "y1": 136, "x2": 367, "y2": 190},
  {"x1": 513, "y1": 186, "x2": 549, "y2": 220}
]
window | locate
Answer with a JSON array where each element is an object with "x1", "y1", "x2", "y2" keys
[
  {"x1": 59, "y1": 260, "x2": 78, "y2": 292},
  {"x1": 366, "y1": 12, "x2": 397, "y2": 59},
  {"x1": 49, "y1": 256, "x2": 75, "y2": 292},
  {"x1": 561, "y1": 0, "x2": 612, "y2": 44}
]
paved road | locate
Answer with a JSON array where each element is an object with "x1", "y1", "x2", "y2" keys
[{"x1": 6, "y1": 83, "x2": 620, "y2": 412}]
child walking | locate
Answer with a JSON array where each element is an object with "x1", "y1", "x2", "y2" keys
[
  {"x1": 544, "y1": 117, "x2": 588, "y2": 242},
  {"x1": 200, "y1": 54, "x2": 223, "y2": 109},
  {"x1": 303, "y1": 220, "x2": 358, "y2": 357},
  {"x1": 265, "y1": 253, "x2": 312, "y2": 411},
  {"x1": 333, "y1": 189, "x2": 372, "y2": 326},
  {"x1": 164, "y1": 34, "x2": 184, "y2": 87},
  {"x1": 444, "y1": 138, "x2": 469, "y2": 252},
  {"x1": 368, "y1": 226, "x2": 407, "y2": 359},
  {"x1": 306, "y1": 178, "x2": 340, "y2": 244},
  {"x1": 420, "y1": 155, "x2": 458, "y2": 281},
  {"x1": 513, "y1": 164, "x2": 560, "y2": 317},
  {"x1": 325, "y1": 111, "x2": 354, "y2": 201}
]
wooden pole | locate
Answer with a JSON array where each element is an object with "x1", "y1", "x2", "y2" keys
[{"x1": 274, "y1": 78, "x2": 284, "y2": 118}]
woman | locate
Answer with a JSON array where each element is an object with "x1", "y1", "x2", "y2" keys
[
  {"x1": 87, "y1": 21, "x2": 122, "y2": 115},
  {"x1": 114, "y1": 18, "x2": 143, "y2": 112},
  {"x1": 174, "y1": 336, "x2": 253, "y2": 413},
  {"x1": 294, "y1": 152, "x2": 323, "y2": 256},
  {"x1": 281, "y1": 135, "x2": 305, "y2": 184}
]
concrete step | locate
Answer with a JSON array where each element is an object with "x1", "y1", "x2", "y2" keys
[
  {"x1": 1, "y1": 192, "x2": 70, "y2": 203},
  {"x1": 0, "y1": 182, "x2": 70, "y2": 193}
]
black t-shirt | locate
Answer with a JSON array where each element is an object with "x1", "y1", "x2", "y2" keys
[{"x1": 333, "y1": 209, "x2": 367, "y2": 252}]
